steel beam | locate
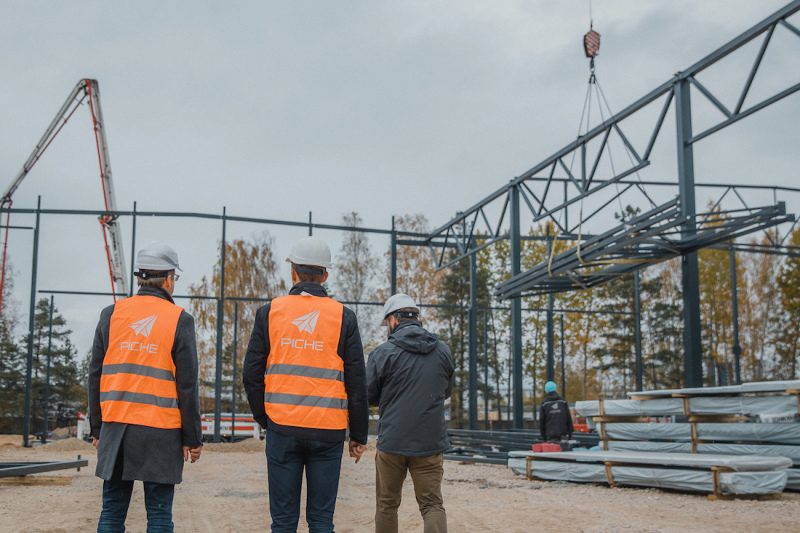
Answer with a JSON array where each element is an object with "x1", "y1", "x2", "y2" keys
[
  {"x1": 510, "y1": 185, "x2": 523, "y2": 428},
  {"x1": 469, "y1": 253, "x2": 478, "y2": 430}
]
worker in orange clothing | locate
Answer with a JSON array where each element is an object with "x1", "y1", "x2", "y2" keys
[
  {"x1": 243, "y1": 235, "x2": 369, "y2": 533},
  {"x1": 88, "y1": 242, "x2": 203, "y2": 533}
]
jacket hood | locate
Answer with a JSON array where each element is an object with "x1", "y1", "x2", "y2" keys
[{"x1": 388, "y1": 320, "x2": 439, "y2": 354}]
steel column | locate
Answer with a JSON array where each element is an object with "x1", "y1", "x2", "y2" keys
[
  {"x1": 22, "y1": 196, "x2": 41, "y2": 448},
  {"x1": 676, "y1": 79, "x2": 704, "y2": 388},
  {"x1": 469, "y1": 253, "x2": 478, "y2": 430},
  {"x1": 559, "y1": 314, "x2": 565, "y2": 398},
  {"x1": 214, "y1": 207, "x2": 227, "y2": 442},
  {"x1": 390, "y1": 216, "x2": 397, "y2": 295},
  {"x1": 635, "y1": 271, "x2": 643, "y2": 391},
  {"x1": 546, "y1": 230, "x2": 555, "y2": 382},
  {"x1": 129, "y1": 202, "x2": 137, "y2": 297},
  {"x1": 730, "y1": 244, "x2": 742, "y2": 384},
  {"x1": 232, "y1": 301, "x2": 238, "y2": 441},
  {"x1": 510, "y1": 185, "x2": 523, "y2": 428},
  {"x1": 42, "y1": 295, "x2": 54, "y2": 444},
  {"x1": 483, "y1": 310, "x2": 489, "y2": 430}
]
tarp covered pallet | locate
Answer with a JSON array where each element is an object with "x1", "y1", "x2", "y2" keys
[
  {"x1": 571, "y1": 380, "x2": 800, "y2": 491},
  {"x1": 508, "y1": 450, "x2": 789, "y2": 500}
]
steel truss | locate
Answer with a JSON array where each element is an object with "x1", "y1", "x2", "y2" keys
[
  {"x1": 424, "y1": 1, "x2": 800, "y2": 425},
  {"x1": 496, "y1": 200, "x2": 792, "y2": 298},
  {"x1": 427, "y1": 1, "x2": 800, "y2": 271}
]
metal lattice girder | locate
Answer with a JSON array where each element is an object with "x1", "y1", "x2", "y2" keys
[
  {"x1": 427, "y1": 1, "x2": 800, "y2": 272},
  {"x1": 495, "y1": 201, "x2": 792, "y2": 299}
]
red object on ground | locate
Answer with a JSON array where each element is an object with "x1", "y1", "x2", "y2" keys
[{"x1": 532, "y1": 443, "x2": 563, "y2": 452}]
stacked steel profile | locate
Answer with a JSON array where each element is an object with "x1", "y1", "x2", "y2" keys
[{"x1": 509, "y1": 380, "x2": 800, "y2": 498}]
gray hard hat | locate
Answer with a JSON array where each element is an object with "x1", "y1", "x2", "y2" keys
[
  {"x1": 286, "y1": 236, "x2": 332, "y2": 269},
  {"x1": 134, "y1": 242, "x2": 182, "y2": 272},
  {"x1": 380, "y1": 293, "x2": 419, "y2": 326}
]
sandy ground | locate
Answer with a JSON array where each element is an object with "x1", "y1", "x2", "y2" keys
[{"x1": 1, "y1": 435, "x2": 800, "y2": 533}]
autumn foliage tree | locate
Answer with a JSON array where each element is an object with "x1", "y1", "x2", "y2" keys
[{"x1": 189, "y1": 233, "x2": 286, "y2": 411}]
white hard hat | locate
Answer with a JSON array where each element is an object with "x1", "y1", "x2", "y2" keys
[
  {"x1": 134, "y1": 242, "x2": 182, "y2": 271},
  {"x1": 286, "y1": 236, "x2": 332, "y2": 269},
  {"x1": 381, "y1": 293, "x2": 419, "y2": 326}
]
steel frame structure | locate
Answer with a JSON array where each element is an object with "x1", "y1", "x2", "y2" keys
[{"x1": 425, "y1": 1, "x2": 800, "y2": 426}]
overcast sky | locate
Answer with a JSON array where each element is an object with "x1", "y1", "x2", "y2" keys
[{"x1": 1, "y1": 1, "x2": 798, "y2": 356}]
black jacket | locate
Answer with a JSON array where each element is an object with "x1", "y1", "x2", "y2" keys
[
  {"x1": 242, "y1": 282, "x2": 369, "y2": 444},
  {"x1": 88, "y1": 285, "x2": 203, "y2": 485},
  {"x1": 367, "y1": 320, "x2": 454, "y2": 456},
  {"x1": 539, "y1": 391, "x2": 574, "y2": 441}
]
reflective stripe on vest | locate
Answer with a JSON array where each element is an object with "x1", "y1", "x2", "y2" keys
[
  {"x1": 265, "y1": 294, "x2": 346, "y2": 430},
  {"x1": 101, "y1": 295, "x2": 183, "y2": 429}
]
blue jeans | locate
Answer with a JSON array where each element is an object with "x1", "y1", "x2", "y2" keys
[
  {"x1": 266, "y1": 428, "x2": 344, "y2": 533},
  {"x1": 97, "y1": 445, "x2": 175, "y2": 532}
]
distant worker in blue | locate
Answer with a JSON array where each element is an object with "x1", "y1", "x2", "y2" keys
[
  {"x1": 367, "y1": 293, "x2": 455, "y2": 533},
  {"x1": 539, "y1": 381, "x2": 574, "y2": 444}
]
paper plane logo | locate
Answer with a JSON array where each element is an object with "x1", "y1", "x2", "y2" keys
[
  {"x1": 130, "y1": 315, "x2": 158, "y2": 337},
  {"x1": 291, "y1": 310, "x2": 320, "y2": 334}
]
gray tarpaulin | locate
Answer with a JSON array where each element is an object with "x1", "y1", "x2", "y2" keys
[
  {"x1": 607, "y1": 440, "x2": 800, "y2": 465},
  {"x1": 602, "y1": 422, "x2": 800, "y2": 444},
  {"x1": 514, "y1": 450, "x2": 792, "y2": 471},
  {"x1": 626, "y1": 380, "x2": 800, "y2": 398},
  {"x1": 575, "y1": 395, "x2": 798, "y2": 418},
  {"x1": 507, "y1": 458, "x2": 788, "y2": 495}
]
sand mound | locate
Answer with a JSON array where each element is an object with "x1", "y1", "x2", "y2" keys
[
  {"x1": 203, "y1": 437, "x2": 265, "y2": 453},
  {"x1": 36, "y1": 437, "x2": 96, "y2": 453}
]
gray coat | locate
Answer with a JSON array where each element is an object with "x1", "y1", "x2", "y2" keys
[
  {"x1": 367, "y1": 320, "x2": 454, "y2": 456},
  {"x1": 88, "y1": 286, "x2": 203, "y2": 485}
]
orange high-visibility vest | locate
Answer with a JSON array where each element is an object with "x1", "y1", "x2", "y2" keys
[
  {"x1": 100, "y1": 295, "x2": 184, "y2": 429},
  {"x1": 265, "y1": 294, "x2": 347, "y2": 430}
]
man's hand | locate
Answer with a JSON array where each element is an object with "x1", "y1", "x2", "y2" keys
[
  {"x1": 183, "y1": 445, "x2": 203, "y2": 463},
  {"x1": 92, "y1": 437, "x2": 99, "y2": 450},
  {"x1": 349, "y1": 440, "x2": 367, "y2": 464}
]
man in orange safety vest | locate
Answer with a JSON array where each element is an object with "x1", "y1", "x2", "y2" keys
[
  {"x1": 88, "y1": 242, "x2": 203, "y2": 533},
  {"x1": 243, "y1": 235, "x2": 369, "y2": 533}
]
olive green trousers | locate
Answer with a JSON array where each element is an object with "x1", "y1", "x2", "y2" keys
[{"x1": 374, "y1": 450, "x2": 447, "y2": 533}]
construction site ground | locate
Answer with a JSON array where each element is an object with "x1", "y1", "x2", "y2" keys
[{"x1": 2, "y1": 435, "x2": 799, "y2": 532}]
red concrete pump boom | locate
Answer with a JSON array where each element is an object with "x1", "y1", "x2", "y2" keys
[{"x1": 0, "y1": 79, "x2": 128, "y2": 314}]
